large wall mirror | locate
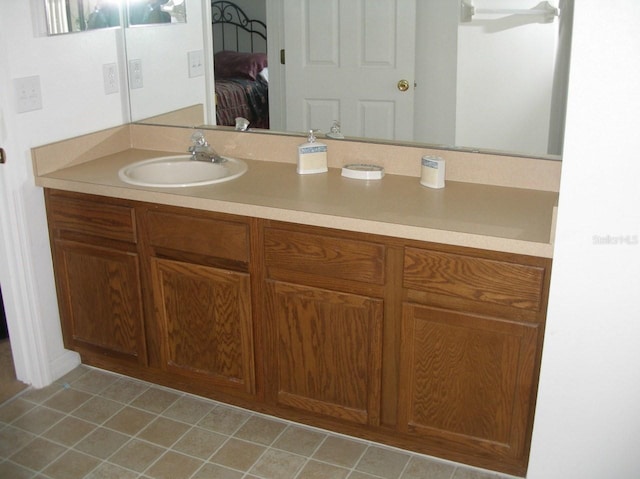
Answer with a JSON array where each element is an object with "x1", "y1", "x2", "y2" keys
[
  {"x1": 125, "y1": 0, "x2": 573, "y2": 160},
  {"x1": 44, "y1": 0, "x2": 186, "y2": 34}
]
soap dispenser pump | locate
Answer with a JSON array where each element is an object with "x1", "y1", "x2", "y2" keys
[{"x1": 297, "y1": 130, "x2": 328, "y2": 174}]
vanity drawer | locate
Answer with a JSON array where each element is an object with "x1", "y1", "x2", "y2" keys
[
  {"x1": 144, "y1": 209, "x2": 249, "y2": 263},
  {"x1": 403, "y1": 247, "x2": 546, "y2": 312},
  {"x1": 45, "y1": 191, "x2": 136, "y2": 244},
  {"x1": 264, "y1": 228, "x2": 385, "y2": 285}
]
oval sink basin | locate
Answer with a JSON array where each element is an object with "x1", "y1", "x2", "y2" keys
[{"x1": 118, "y1": 155, "x2": 248, "y2": 188}]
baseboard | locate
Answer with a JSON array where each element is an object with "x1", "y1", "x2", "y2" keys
[{"x1": 47, "y1": 349, "x2": 81, "y2": 386}]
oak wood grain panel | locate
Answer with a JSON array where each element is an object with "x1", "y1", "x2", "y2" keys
[
  {"x1": 403, "y1": 248, "x2": 545, "y2": 311},
  {"x1": 267, "y1": 280, "x2": 383, "y2": 425},
  {"x1": 264, "y1": 228, "x2": 385, "y2": 285},
  {"x1": 56, "y1": 240, "x2": 144, "y2": 360},
  {"x1": 145, "y1": 210, "x2": 249, "y2": 262},
  {"x1": 46, "y1": 192, "x2": 136, "y2": 244},
  {"x1": 398, "y1": 303, "x2": 539, "y2": 460},
  {"x1": 152, "y1": 258, "x2": 255, "y2": 394}
]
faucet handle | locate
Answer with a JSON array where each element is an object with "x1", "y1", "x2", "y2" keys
[{"x1": 190, "y1": 130, "x2": 207, "y2": 146}]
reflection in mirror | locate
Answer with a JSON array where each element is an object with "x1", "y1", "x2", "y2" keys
[
  {"x1": 125, "y1": 0, "x2": 206, "y2": 123},
  {"x1": 45, "y1": 0, "x2": 120, "y2": 34},
  {"x1": 128, "y1": 0, "x2": 573, "y2": 160},
  {"x1": 127, "y1": 0, "x2": 187, "y2": 25}
]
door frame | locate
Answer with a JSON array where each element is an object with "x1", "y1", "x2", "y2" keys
[{"x1": 0, "y1": 160, "x2": 52, "y2": 388}]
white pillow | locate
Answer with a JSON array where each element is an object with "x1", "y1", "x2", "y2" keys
[{"x1": 258, "y1": 67, "x2": 269, "y2": 83}]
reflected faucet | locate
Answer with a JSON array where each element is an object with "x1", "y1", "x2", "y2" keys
[
  {"x1": 235, "y1": 117, "x2": 250, "y2": 131},
  {"x1": 188, "y1": 130, "x2": 226, "y2": 163}
]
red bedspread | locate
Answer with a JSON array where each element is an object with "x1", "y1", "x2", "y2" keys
[{"x1": 215, "y1": 78, "x2": 269, "y2": 129}]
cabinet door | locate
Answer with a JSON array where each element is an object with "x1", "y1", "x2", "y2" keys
[
  {"x1": 266, "y1": 280, "x2": 383, "y2": 426},
  {"x1": 398, "y1": 303, "x2": 540, "y2": 463},
  {"x1": 53, "y1": 239, "x2": 145, "y2": 364},
  {"x1": 151, "y1": 258, "x2": 255, "y2": 394}
]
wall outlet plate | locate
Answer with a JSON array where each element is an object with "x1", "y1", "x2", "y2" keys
[
  {"x1": 128, "y1": 59, "x2": 143, "y2": 89},
  {"x1": 103, "y1": 63, "x2": 119, "y2": 94}
]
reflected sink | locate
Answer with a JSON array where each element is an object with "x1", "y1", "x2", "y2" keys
[{"x1": 118, "y1": 155, "x2": 248, "y2": 188}]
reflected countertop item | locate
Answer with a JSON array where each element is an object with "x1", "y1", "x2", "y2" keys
[{"x1": 34, "y1": 148, "x2": 558, "y2": 258}]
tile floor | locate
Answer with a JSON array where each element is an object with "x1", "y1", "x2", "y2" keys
[{"x1": 0, "y1": 365, "x2": 517, "y2": 479}]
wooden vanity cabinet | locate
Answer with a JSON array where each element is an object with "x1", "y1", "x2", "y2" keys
[
  {"x1": 140, "y1": 206, "x2": 258, "y2": 399},
  {"x1": 44, "y1": 190, "x2": 146, "y2": 367},
  {"x1": 45, "y1": 189, "x2": 551, "y2": 475},
  {"x1": 398, "y1": 246, "x2": 551, "y2": 473},
  {"x1": 263, "y1": 224, "x2": 386, "y2": 426}
]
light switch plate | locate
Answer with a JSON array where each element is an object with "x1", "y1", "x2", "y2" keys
[
  {"x1": 14, "y1": 76, "x2": 43, "y2": 113},
  {"x1": 188, "y1": 50, "x2": 205, "y2": 78}
]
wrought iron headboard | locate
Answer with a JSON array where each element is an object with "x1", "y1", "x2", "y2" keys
[{"x1": 211, "y1": 1, "x2": 267, "y2": 53}]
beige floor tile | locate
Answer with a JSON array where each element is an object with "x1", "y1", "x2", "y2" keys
[
  {"x1": 103, "y1": 406, "x2": 156, "y2": 435},
  {"x1": 19, "y1": 382, "x2": 63, "y2": 404},
  {"x1": 144, "y1": 450, "x2": 203, "y2": 479},
  {"x1": 11, "y1": 406, "x2": 65, "y2": 435},
  {"x1": 43, "y1": 416, "x2": 96, "y2": 446},
  {"x1": 56, "y1": 365, "x2": 92, "y2": 385},
  {"x1": 0, "y1": 459, "x2": 36, "y2": 479},
  {"x1": 0, "y1": 425, "x2": 36, "y2": 458},
  {"x1": 0, "y1": 398, "x2": 35, "y2": 424},
  {"x1": 192, "y1": 462, "x2": 244, "y2": 479},
  {"x1": 249, "y1": 448, "x2": 307, "y2": 478},
  {"x1": 234, "y1": 415, "x2": 287, "y2": 446},
  {"x1": 356, "y1": 445, "x2": 411, "y2": 479},
  {"x1": 198, "y1": 404, "x2": 250, "y2": 435},
  {"x1": 74, "y1": 427, "x2": 130, "y2": 459},
  {"x1": 85, "y1": 461, "x2": 140, "y2": 479},
  {"x1": 312, "y1": 435, "x2": 368, "y2": 468},
  {"x1": 349, "y1": 471, "x2": 384, "y2": 479},
  {"x1": 297, "y1": 459, "x2": 351, "y2": 479},
  {"x1": 130, "y1": 387, "x2": 181, "y2": 414},
  {"x1": 162, "y1": 395, "x2": 214, "y2": 424},
  {"x1": 172, "y1": 426, "x2": 226, "y2": 459},
  {"x1": 42, "y1": 449, "x2": 101, "y2": 479},
  {"x1": 71, "y1": 396, "x2": 124, "y2": 425},
  {"x1": 210, "y1": 437, "x2": 266, "y2": 471},
  {"x1": 42, "y1": 387, "x2": 93, "y2": 413},
  {"x1": 109, "y1": 438, "x2": 165, "y2": 472},
  {"x1": 101, "y1": 377, "x2": 150, "y2": 404},
  {"x1": 0, "y1": 366, "x2": 518, "y2": 479},
  {"x1": 273, "y1": 425, "x2": 326, "y2": 456},
  {"x1": 138, "y1": 417, "x2": 191, "y2": 448},
  {"x1": 10, "y1": 437, "x2": 66, "y2": 470},
  {"x1": 400, "y1": 456, "x2": 456, "y2": 479},
  {"x1": 70, "y1": 368, "x2": 119, "y2": 394},
  {"x1": 451, "y1": 467, "x2": 505, "y2": 479}
]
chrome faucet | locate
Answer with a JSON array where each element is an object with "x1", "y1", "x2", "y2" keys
[{"x1": 188, "y1": 131, "x2": 226, "y2": 163}]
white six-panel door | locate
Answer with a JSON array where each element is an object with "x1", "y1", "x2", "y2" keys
[{"x1": 283, "y1": 0, "x2": 416, "y2": 141}]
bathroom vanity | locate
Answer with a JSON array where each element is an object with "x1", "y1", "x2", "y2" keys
[{"x1": 34, "y1": 124, "x2": 559, "y2": 476}]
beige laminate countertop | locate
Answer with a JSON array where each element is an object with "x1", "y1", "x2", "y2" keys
[{"x1": 35, "y1": 148, "x2": 558, "y2": 258}]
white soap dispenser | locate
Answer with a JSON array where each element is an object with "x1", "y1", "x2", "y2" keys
[{"x1": 297, "y1": 130, "x2": 328, "y2": 174}]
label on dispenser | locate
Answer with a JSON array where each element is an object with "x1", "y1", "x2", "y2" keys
[
  {"x1": 420, "y1": 155, "x2": 445, "y2": 189},
  {"x1": 297, "y1": 143, "x2": 328, "y2": 174}
]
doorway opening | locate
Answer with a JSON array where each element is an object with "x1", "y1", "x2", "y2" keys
[{"x1": 0, "y1": 285, "x2": 28, "y2": 403}]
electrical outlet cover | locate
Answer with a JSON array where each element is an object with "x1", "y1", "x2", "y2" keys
[
  {"x1": 128, "y1": 59, "x2": 144, "y2": 89},
  {"x1": 103, "y1": 63, "x2": 119, "y2": 94}
]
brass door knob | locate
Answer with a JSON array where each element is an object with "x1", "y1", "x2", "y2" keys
[{"x1": 397, "y1": 79, "x2": 410, "y2": 92}]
